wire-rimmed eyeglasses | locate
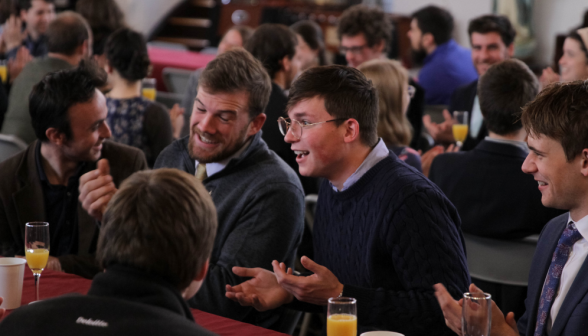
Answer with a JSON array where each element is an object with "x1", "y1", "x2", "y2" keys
[{"x1": 277, "y1": 117, "x2": 348, "y2": 140}]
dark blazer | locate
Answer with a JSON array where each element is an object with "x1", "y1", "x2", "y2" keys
[
  {"x1": 448, "y1": 79, "x2": 487, "y2": 151},
  {"x1": 0, "y1": 140, "x2": 147, "y2": 278},
  {"x1": 429, "y1": 140, "x2": 564, "y2": 239},
  {"x1": 517, "y1": 213, "x2": 588, "y2": 336}
]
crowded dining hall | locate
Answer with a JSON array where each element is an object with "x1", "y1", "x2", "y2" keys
[{"x1": 0, "y1": 0, "x2": 587, "y2": 335}]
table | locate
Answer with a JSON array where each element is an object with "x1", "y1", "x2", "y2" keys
[
  {"x1": 148, "y1": 46, "x2": 215, "y2": 92},
  {"x1": 3, "y1": 267, "x2": 286, "y2": 336}
]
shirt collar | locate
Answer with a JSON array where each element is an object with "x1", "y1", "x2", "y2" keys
[
  {"x1": 194, "y1": 137, "x2": 252, "y2": 178},
  {"x1": 484, "y1": 136, "x2": 529, "y2": 153},
  {"x1": 569, "y1": 213, "x2": 588, "y2": 240},
  {"x1": 331, "y1": 138, "x2": 389, "y2": 192}
]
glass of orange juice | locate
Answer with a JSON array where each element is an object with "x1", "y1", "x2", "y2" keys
[
  {"x1": 25, "y1": 222, "x2": 50, "y2": 303},
  {"x1": 141, "y1": 78, "x2": 157, "y2": 101},
  {"x1": 327, "y1": 297, "x2": 357, "y2": 336},
  {"x1": 452, "y1": 111, "x2": 469, "y2": 147},
  {"x1": 0, "y1": 59, "x2": 7, "y2": 84}
]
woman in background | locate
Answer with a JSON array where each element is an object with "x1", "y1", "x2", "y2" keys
[
  {"x1": 290, "y1": 20, "x2": 328, "y2": 72},
  {"x1": 104, "y1": 28, "x2": 179, "y2": 167},
  {"x1": 540, "y1": 28, "x2": 588, "y2": 86},
  {"x1": 359, "y1": 59, "x2": 422, "y2": 171}
]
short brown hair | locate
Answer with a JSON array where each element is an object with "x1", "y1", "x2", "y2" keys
[
  {"x1": 358, "y1": 59, "x2": 412, "y2": 146},
  {"x1": 245, "y1": 24, "x2": 298, "y2": 79},
  {"x1": 478, "y1": 59, "x2": 538, "y2": 136},
  {"x1": 98, "y1": 169, "x2": 217, "y2": 290},
  {"x1": 521, "y1": 80, "x2": 588, "y2": 161},
  {"x1": 468, "y1": 15, "x2": 516, "y2": 47},
  {"x1": 287, "y1": 65, "x2": 378, "y2": 146},
  {"x1": 47, "y1": 11, "x2": 91, "y2": 56},
  {"x1": 199, "y1": 48, "x2": 271, "y2": 119},
  {"x1": 337, "y1": 5, "x2": 392, "y2": 52}
]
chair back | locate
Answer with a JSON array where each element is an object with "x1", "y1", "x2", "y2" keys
[
  {"x1": 155, "y1": 91, "x2": 183, "y2": 109},
  {"x1": 0, "y1": 134, "x2": 27, "y2": 163},
  {"x1": 162, "y1": 67, "x2": 194, "y2": 94},
  {"x1": 464, "y1": 233, "x2": 539, "y2": 287}
]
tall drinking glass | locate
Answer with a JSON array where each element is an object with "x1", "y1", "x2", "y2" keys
[
  {"x1": 327, "y1": 297, "x2": 357, "y2": 336},
  {"x1": 141, "y1": 78, "x2": 157, "y2": 101},
  {"x1": 452, "y1": 111, "x2": 469, "y2": 147},
  {"x1": 25, "y1": 222, "x2": 50, "y2": 303},
  {"x1": 462, "y1": 292, "x2": 492, "y2": 336}
]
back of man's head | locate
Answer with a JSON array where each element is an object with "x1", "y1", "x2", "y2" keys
[
  {"x1": 17, "y1": 0, "x2": 53, "y2": 12},
  {"x1": 245, "y1": 23, "x2": 297, "y2": 79},
  {"x1": 468, "y1": 15, "x2": 516, "y2": 46},
  {"x1": 412, "y1": 5, "x2": 454, "y2": 46},
  {"x1": 478, "y1": 59, "x2": 538, "y2": 136},
  {"x1": 522, "y1": 80, "x2": 588, "y2": 162},
  {"x1": 200, "y1": 48, "x2": 271, "y2": 119},
  {"x1": 287, "y1": 65, "x2": 378, "y2": 147},
  {"x1": 97, "y1": 169, "x2": 217, "y2": 290},
  {"x1": 30, "y1": 60, "x2": 106, "y2": 142},
  {"x1": 337, "y1": 5, "x2": 392, "y2": 52},
  {"x1": 47, "y1": 11, "x2": 90, "y2": 56}
]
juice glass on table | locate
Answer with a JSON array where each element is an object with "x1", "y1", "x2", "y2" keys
[
  {"x1": 141, "y1": 78, "x2": 157, "y2": 101},
  {"x1": 25, "y1": 222, "x2": 50, "y2": 303},
  {"x1": 327, "y1": 297, "x2": 357, "y2": 336},
  {"x1": 452, "y1": 111, "x2": 469, "y2": 147}
]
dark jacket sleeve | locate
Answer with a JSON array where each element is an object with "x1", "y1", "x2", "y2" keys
[
  {"x1": 143, "y1": 102, "x2": 174, "y2": 167},
  {"x1": 342, "y1": 188, "x2": 470, "y2": 336}
]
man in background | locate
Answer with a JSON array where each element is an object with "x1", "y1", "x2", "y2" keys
[{"x1": 4, "y1": 0, "x2": 55, "y2": 59}]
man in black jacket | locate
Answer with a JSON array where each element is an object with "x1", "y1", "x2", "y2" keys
[
  {"x1": 424, "y1": 15, "x2": 515, "y2": 150},
  {"x1": 0, "y1": 169, "x2": 217, "y2": 336}
]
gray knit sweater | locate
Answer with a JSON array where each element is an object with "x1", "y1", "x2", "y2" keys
[{"x1": 154, "y1": 132, "x2": 305, "y2": 328}]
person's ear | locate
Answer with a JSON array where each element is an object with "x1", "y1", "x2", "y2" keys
[
  {"x1": 580, "y1": 149, "x2": 588, "y2": 177},
  {"x1": 45, "y1": 128, "x2": 66, "y2": 146},
  {"x1": 247, "y1": 112, "x2": 267, "y2": 137},
  {"x1": 195, "y1": 259, "x2": 209, "y2": 281},
  {"x1": 507, "y1": 43, "x2": 515, "y2": 57},
  {"x1": 19, "y1": 9, "x2": 27, "y2": 22},
  {"x1": 373, "y1": 39, "x2": 385, "y2": 54},
  {"x1": 280, "y1": 55, "x2": 292, "y2": 73},
  {"x1": 342, "y1": 118, "x2": 361, "y2": 144},
  {"x1": 422, "y1": 33, "x2": 435, "y2": 48}
]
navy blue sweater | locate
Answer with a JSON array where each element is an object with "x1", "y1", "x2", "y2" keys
[{"x1": 314, "y1": 153, "x2": 469, "y2": 335}]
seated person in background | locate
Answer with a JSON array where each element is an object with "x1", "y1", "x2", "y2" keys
[
  {"x1": 436, "y1": 79, "x2": 588, "y2": 336},
  {"x1": 0, "y1": 63, "x2": 147, "y2": 278},
  {"x1": 290, "y1": 20, "x2": 328, "y2": 71},
  {"x1": 540, "y1": 28, "x2": 588, "y2": 87},
  {"x1": 246, "y1": 23, "x2": 318, "y2": 194},
  {"x1": 1, "y1": 11, "x2": 91, "y2": 144},
  {"x1": 424, "y1": 15, "x2": 515, "y2": 151},
  {"x1": 429, "y1": 59, "x2": 565, "y2": 318},
  {"x1": 103, "y1": 27, "x2": 182, "y2": 167},
  {"x1": 358, "y1": 59, "x2": 422, "y2": 171},
  {"x1": 80, "y1": 48, "x2": 304, "y2": 329},
  {"x1": 408, "y1": 5, "x2": 478, "y2": 105},
  {"x1": 0, "y1": 169, "x2": 217, "y2": 336},
  {"x1": 226, "y1": 65, "x2": 469, "y2": 336},
  {"x1": 3, "y1": 0, "x2": 55, "y2": 59},
  {"x1": 181, "y1": 26, "x2": 254, "y2": 137}
]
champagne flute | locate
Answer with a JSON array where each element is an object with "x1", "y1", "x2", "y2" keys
[
  {"x1": 462, "y1": 292, "x2": 492, "y2": 336},
  {"x1": 327, "y1": 297, "x2": 357, "y2": 336},
  {"x1": 25, "y1": 222, "x2": 50, "y2": 303},
  {"x1": 452, "y1": 111, "x2": 469, "y2": 147}
]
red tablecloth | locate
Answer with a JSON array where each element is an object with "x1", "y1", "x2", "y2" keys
[
  {"x1": 148, "y1": 46, "x2": 215, "y2": 92},
  {"x1": 3, "y1": 267, "x2": 286, "y2": 336}
]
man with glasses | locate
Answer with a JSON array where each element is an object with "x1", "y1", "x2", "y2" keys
[
  {"x1": 226, "y1": 65, "x2": 469, "y2": 336},
  {"x1": 78, "y1": 49, "x2": 305, "y2": 330}
]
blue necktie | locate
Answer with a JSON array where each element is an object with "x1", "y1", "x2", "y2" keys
[{"x1": 534, "y1": 222, "x2": 583, "y2": 336}]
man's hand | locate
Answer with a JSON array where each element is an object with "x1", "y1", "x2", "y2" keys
[
  {"x1": 79, "y1": 159, "x2": 117, "y2": 222},
  {"x1": 423, "y1": 109, "x2": 456, "y2": 144},
  {"x1": 46, "y1": 256, "x2": 63, "y2": 272},
  {"x1": 434, "y1": 283, "x2": 519, "y2": 336},
  {"x1": 170, "y1": 103, "x2": 185, "y2": 139},
  {"x1": 226, "y1": 264, "x2": 293, "y2": 312},
  {"x1": 3, "y1": 15, "x2": 25, "y2": 52},
  {"x1": 274, "y1": 256, "x2": 343, "y2": 306},
  {"x1": 419, "y1": 144, "x2": 459, "y2": 177},
  {"x1": 8, "y1": 46, "x2": 32, "y2": 83}
]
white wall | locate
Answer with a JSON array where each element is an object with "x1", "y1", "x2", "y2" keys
[{"x1": 390, "y1": 0, "x2": 588, "y2": 66}]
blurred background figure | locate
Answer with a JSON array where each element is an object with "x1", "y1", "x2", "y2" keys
[
  {"x1": 540, "y1": 28, "x2": 588, "y2": 87},
  {"x1": 4, "y1": 0, "x2": 55, "y2": 60},
  {"x1": 290, "y1": 20, "x2": 328, "y2": 73},
  {"x1": 359, "y1": 59, "x2": 422, "y2": 171},
  {"x1": 104, "y1": 27, "x2": 180, "y2": 167},
  {"x1": 180, "y1": 25, "x2": 254, "y2": 137}
]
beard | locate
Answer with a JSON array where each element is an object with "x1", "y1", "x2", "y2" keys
[
  {"x1": 411, "y1": 48, "x2": 428, "y2": 67},
  {"x1": 188, "y1": 124, "x2": 249, "y2": 164}
]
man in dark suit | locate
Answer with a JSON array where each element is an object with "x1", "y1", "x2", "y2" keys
[
  {"x1": 435, "y1": 80, "x2": 588, "y2": 336},
  {"x1": 0, "y1": 63, "x2": 147, "y2": 279},
  {"x1": 424, "y1": 15, "x2": 515, "y2": 150},
  {"x1": 430, "y1": 59, "x2": 564, "y2": 318}
]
